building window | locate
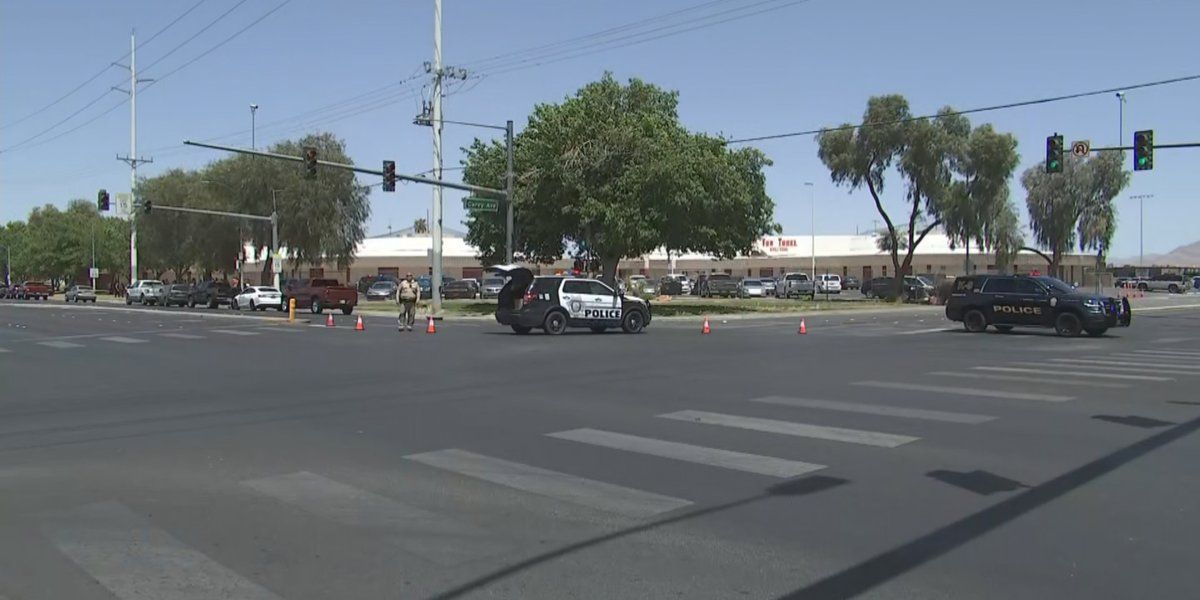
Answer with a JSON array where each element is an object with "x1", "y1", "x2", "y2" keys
[
  {"x1": 378, "y1": 267, "x2": 399, "y2": 278},
  {"x1": 759, "y1": 268, "x2": 774, "y2": 278},
  {"x1": 308, "y1": 268, "x2": 324, "y2": 278},
  {"x1": 882, "y1": 265, "x2": 888, "y2": 277}
]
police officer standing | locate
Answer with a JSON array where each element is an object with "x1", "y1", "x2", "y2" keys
[{"x1": 396, "y1": 272, "x2": 420, "y2": 332}]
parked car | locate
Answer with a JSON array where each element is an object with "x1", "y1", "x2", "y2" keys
[
  {"x1": 697, "y1": 273, "x2": 739, "y2": 297},
  {"x1": 480, "y1": 276, "x2": 506, "y2": 299},
  {"x1": 776, "y1": 272, "x2": 816, "y2": 299},
  {"x1": 163, "y1": 283, "x2": 193, "y2": 307},
  {"x1": 283, "y1": 278, "x2": 357, "y2": 314},
  {"x1": 125, "y1": 280, "x2": 165, "y2": 305},
  {"x1": 0, "y1": 283, "x2": 8, "y2": 298},
  {"x1": 365, "y1": 280, "x2": 398, "y2": 301},
  {"x1": 816, "y1": 274, "x2": 842, "y2": 294},
  {"x1": 356, "y1": 274, "x2": 397, "y2": 295},
  {"x1": 232, "y1": 286, "x2": 284, "y2": 311},
  {"x1": 416, "y1": 275, "x2": 458, "y2": 299},
  {"x1": 64, "y1": 284, "x2": 97, "y2": 303},
  {"x1": 190, "y1": 280, "x2": 236, "y2": 308},
  {"x1": 865, "y1": 276, "x2": 933, "y2": 302},
  {"x1": 738, "y1": 278, "x2": 766, "y2": 298},
  {"x1": 1139, "y1": 273, "x2": 1187, "y2": 293},
  {"x1": 661, "y1": 273, "x2": 692, "y2": 295},
  {"x1": 16, "y1": 280, "x2": 52, "y2": 300},
  {"x1": 658, "y1": 276, "x2": 684, "y2": 296},
  {"x1": 442, "y1": 278, "x2": 480, "y2": 299},
  {"x1": 760, "y1": 278, "x2": 777, "y2": 295},
  {"x1": 842, "y1": 275, "x2": 861, "y2": 290}
]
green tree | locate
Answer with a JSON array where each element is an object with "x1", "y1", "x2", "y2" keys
[
  {"x1": 1022, "y1": 151, "x2": 1128, "y2": 276},
  {"x1": 936, "y1": 123, "x2": 1021, "y2": 273},
  {"x1": 137, "y1": 169, "x2": 214, "y2": 280},
  {"x1": 462, "y1": 74, "x2": 776, "y2": 283}
]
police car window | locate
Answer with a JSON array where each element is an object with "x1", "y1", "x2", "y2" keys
[
  {"x1": 587, "y1": 281, "x2": 615, "y2": 296},
  {"x1": 1015, "y1": 279, "x2": 1045, "y2": 295},
  {"x1": 982, "y1": 278, "x2": 1016, "y2": 293},
  {"x1": 562, "y1": 280, "x2": 589, "y2": 294}
]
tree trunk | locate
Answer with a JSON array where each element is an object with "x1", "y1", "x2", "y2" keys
[
  {"x1": 1050, "y1": 248, "x2": 1062, "y2": 279},
  {"x1": 600, "y1": 255, "x2": 620, "y2": 288}
]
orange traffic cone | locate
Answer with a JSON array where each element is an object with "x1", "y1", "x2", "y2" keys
[
  {"x1": 426, "y1": 315, "x2": 437, "y2": 334},
  {"x1": 355, "y1": 315, "x2": 365, "y2": 331},
  {"x1": 798, "y1": 318, "x2": 807, "y2": 335},
  {"x1": 326, "y1": 313, "x2": 335, "y2": 327},
  {"x1": 701, "y1": 316, "x2": 711, "y2": 334}
]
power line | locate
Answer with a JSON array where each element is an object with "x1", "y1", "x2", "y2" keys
[
  {"x1": 0, "y1": 0, "x2": 210, "y2": 131},
  {"x1": 726, "y1": 73, "x2": 1200, "y2": 144},
  {"x1": 139, "y1": 0, "x2": 250, "y2": 74}
]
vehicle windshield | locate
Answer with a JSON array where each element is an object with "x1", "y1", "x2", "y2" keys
[
  {"x1": 1035, "y1": 276, "x2": 1075, "y2": 294},
  {"x1": 484, "y1": 278, "x2": 504, "y2": 285},
  {"x1": 369, "y1": 282, "x2": 394, "y2": 289},
  {"x1": 144, "y1": 280, "x2": 163, "y2": 286},
  {"x1": 74, "y1": 285, "x2": 93, "y2": 290},
  {"x1": 743, "y1": 279, "x2": 761, "y2": 285},
  {"x1": 257, "y1": 287, "x2": 279, "y2": 293}
]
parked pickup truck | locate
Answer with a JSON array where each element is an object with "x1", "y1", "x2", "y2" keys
[
  {"x1": 283, "y1": 278, "x2": 358, "y2": 314},
  {"x1": 776, "y1": 272, "x2": 816, "y2": 299},
  {"x1": 697, "y1": 273, "x2": 740, "y2": 298},
  {"x1": 1137, "y1": 273, "x2": 1187, "y2": 294},
  {"x1": 18, "y1": 281, "x2": 52, "y2": 300}
]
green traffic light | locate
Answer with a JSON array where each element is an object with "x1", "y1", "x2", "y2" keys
[{"x1": 1138, "y1": 157, "x2": 1147, "y2": 165}]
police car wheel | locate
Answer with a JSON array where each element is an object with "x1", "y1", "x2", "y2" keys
[
  {"x1": 963, "y1": 309, "x2": 988, "y2": 333},
  {"x1": 622, "y1": 310, "x2": 645, "y2": 334},
  {"x1": 543, "y1": 311, "x2": 567, "y2": 335},
  {"x1": 1054, "y1": 312, "x2": 1082, "y2": 337},
  {"x1": 511, "y1": 325, "x2": 532, "y2": 335},
  {"x1": 994, "y1": 325, "x2": 1014, "y2": 333}
]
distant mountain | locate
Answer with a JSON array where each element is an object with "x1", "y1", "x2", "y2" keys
[{"x1": 1112, "y1": 239, "x2": 1200, "y2": 267}]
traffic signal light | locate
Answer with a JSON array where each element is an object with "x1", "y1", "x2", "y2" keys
[
  {"x1": 97, "y1": 189, "x2": 110, "y2": 211},
  {"x1": 1133, "y1": 130, "x2": 1154, "y2": 171},
  {"x1": 142, "y1": 200, "x2": 152, "y2": 214},
  {"x1": 303, "y1": 146, "x2": 318, "y2": 178},
  {"x1": 1045, "y1": 134, "x2": 1063, "y2": 173},
  {"x1": 382, "y1": 160, "x2": 396, "y2": 192}
]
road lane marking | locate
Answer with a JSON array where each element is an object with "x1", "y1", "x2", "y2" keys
[
  {"x1": 853, "y1": 380, "x2": 1074, "y2": 402},
  {"x1": 0, "y1": 347, "x2": 9, "y2": 352},
  {"x1": 1012, "y1": 361, "x2": 1200, "y2": 376},
  {"x1": 1048, "y1": 358, "x2": 1200, "y2": 370},
  {"x1": 1113, "y1": 353, "x2": 1200, "y2": 362},
  {"x1": 37, "y1": 341, "x2": 84, "y2": 349},
  {"x1": 405, "y1": 448, "x2": 691, "y2": 518},
  {"x1": 971, "y1": 366, "x2": 1172, "y2": 382},
  {"x1": 547, "y1": 428, "x2": 825, "y2": 478},
  {"x1": 41, "y1": 501, "x2": 283, "y2": 600},
  {"x1": 1132, "y1": 349, "x2": 1200, "y2": 357},
  {"x1": 927, "y1": 371, "x2": 1131, "y2": 389},
  {"x1": 258, "y1": 326, "x2": 302, "y2": 332},
  {"x1": 210, "y1": 329, "x2": 259, "y2": 336},
  {"x1": 99, "y1": 336, "x2": 147, "y2": 344},
  {"x1": 241, "y1": 471, "x2": 506, "y2": 566},
  {"x1": 892, "y1": 327, "x2": 956, "y2": 335},
  {"x1": 658, "y1": 410, "x2": 919, "y2": 448},
  {"x1": 749, "y1": 396, "x2": 995, "y2": 424},
  {"x1": 158, "y1": 332, "x2": 205, "y2": 339}
]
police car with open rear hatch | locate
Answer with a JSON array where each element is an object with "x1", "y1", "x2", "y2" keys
[{"x1": 490, "y1": 265, "x2": 651, "y2": 335}]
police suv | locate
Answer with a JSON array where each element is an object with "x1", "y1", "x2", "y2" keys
[
  {"x1": 945, "y1": 275, "x2": 1130, "y2": 337},
  {"x1": 491, "y1": 266, "x2": 651, "y2": 335}
]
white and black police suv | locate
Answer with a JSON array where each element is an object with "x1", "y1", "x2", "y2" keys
[{"x1": 490, "y1": 265, "x2": 651, "y2": 335}]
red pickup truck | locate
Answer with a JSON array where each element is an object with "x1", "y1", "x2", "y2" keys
[
  {"x1": 19, "y1": 281, "x2": 51, "y2": 300},
  {"x1": 282, "y1": 278, "x2": 358, "y2": 315}
]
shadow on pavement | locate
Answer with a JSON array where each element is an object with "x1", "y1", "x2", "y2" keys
[
  {"x1": 1092, "y1": 414, "x2": 1177, "y2": 429},
  {"x1": 429, "y1": 475, "x2": 849, "y2": 600},
  {"x1": 775, "y1": 412, "x2": 1200, "y2": 600},
  {"x1": 926, "y1": 469, "x2": 1028, "y2": 495}
]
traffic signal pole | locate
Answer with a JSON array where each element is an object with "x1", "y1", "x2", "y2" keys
[{"x1": 115, "y1": 32, "x2": 153, "y2": 285}]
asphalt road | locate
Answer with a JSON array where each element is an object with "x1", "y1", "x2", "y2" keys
[{"x1": 1, "y1": 297, "x2": 1198, "y2": 599}]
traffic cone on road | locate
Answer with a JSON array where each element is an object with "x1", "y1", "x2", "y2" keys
[
  {"x1": 326, "y1": 313, "x2": 335, "y2": 327},
  {"x1": 426, "y1": 315, "x2": 437, "y2": 334},
  {"x1": 701, "y1": 316, "x2": 711, "y2": 334},
  {"x1": 355, "y1": 315, "x2": 365, "y2": 331},
  {"x1": 798, "y1": 318, "x2": 807, "y2": 335}
]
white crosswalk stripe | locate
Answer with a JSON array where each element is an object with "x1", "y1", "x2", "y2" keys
[
  {"x1": 1048, "y1": 358, "x2": 1200, "y2": 370},
  {"x1": 927, "y1": 371, "x2": 1131, "y2": 388},
  {"x1": 547, "y1": 428, "x2": 825, "y2": 478},
  {"x1": 1112, "y1": 353, "x2": 1199, "y2": 363},
  {"x1": 241, "y1": 471, "x2": 507, "y2": 566},
  {"x1": 210, "y1": 329, "x2": 259, "y2": 336},
  {"x1": 0, "y1": 346, "x2": 10, "y2": 352},
  {"x1": 892, "y1": 327, "x2": 956, "y2": 335},
  {"x1": 853, "y1": 380, "x2": 1074, "y2": 402},
  {"x1": 99, "y1": 336, "x2": 146, "y2": 344},
  {"x1": 971, "y1": 366, "x2": 1173, "y2": 382},
  {"x1": 406, "y1": 448, "x2": 692, "y2": 518},
  {"x1": 41, "y1": 501, "x2": 283, "y2": 600},
  {"x1": 659, "y1": 410, "x2": 919, "y2": 448},
  {"x1": 1009, "y1": 361, "x2": 1200, "y2": 376},
  {"x1": 37, "y1": 340, "x2": 84, "y2": 349},
  {"x1": 158, "y1": 332, "x2": 205, "y2": 339},
  {"x1": 749, "y1": 396, "x2": 995, "y2": 424},
  {"x1": 1132, "y1": 349, "x2": 1200, "y2": 358}
]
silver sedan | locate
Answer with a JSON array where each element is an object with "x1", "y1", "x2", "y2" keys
[{"x1": 64, "y1": 284, "x2": 97, "y2": 303}]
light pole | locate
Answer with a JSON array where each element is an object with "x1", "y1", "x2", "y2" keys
[
  {"x1": 1115, "y1": 91, "x2": 1126, "y2": 147},
  {"x1": 1130, "y1": 194, "x2": 1154, "y2": 270},
  {"x1": 270, "y1": 189, "x2": 282, "y2": 289},
  {"x1": 804, "y1": 182, "x2": 815, "y2": 281},
  {"x1": 250, "y1": 104, "x2": 258, "y2": 150},
  {"x1": 90, "y1": 225, "x2": 96, "y2": 289}
]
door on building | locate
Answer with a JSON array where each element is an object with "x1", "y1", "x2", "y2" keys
[
  {"x1": 862, "y1": 266, "x2": 872, "y2": 281},
  {"x1": 308, "y1": 268, "x2": 324, "y2": 278},
  {"x1": 462, "y1": 267, "x2": 483, "y2": 282},
  {"x1": 378, "y1": 267, "x2": 399, "y2": 279}
]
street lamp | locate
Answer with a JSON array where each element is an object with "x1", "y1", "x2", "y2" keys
[
  {"x1": 1115, "y1": 92, "x2": 1126, "y2": 147},
  {"x1": 804, "y1": 182, "x2": 815, "y2": 281},
  {"x1": 250, "y1": 103, "x2": 258, "y2": 150},
  {"x1": 1129, "y1": 194, "x2": 1154, "y2": 270}
]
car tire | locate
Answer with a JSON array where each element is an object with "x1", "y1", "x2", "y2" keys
[
  {"x1": 310, "y1": 297, "x2": 322, "y2": 314},
  {"x1": 231, "y1": 299, "x2": 239, "y2": 310},
  {"x1": 963, "y1": 309, "x2": 988, "y2": 333},
  {"x1": 590, "y1": 326, "x2": 606, "y2": 334},
  {"x1": 543, "y1": 310, "x2": 567, "y2": 335},
  {"x1": 188, "y1": 298, "x2": 196, "y2": 308},
  {"x1": 276, "y1": 305, "x2": 284, "y2": 312},
  {"x1": 1085, "y1": 327, "x2": 1108, "y2": 336},
  {"x1": 865, "y1": 289, "x2": 875, "y2": 298},
  {"x1": 621, "y1": 310, "x2": 646, "y2": 334},
  {"x1": 249, "y1": 300, "x2": 256, "y2": 311},
  {"x1": 994, "y1": 325, "x2": 1014, "y2": 333},
  {"x1": 341, "y1": 306, "x2": 353, "y2": 315},
  {"x1": 208, "y1": 298, "x2": 217, "y2": 309},
  {"x1": 1138, "y1": 283, "x2": 1149, "y2": 292},
  {"x1": 511, "y1": 324, "x2": 532, "y2": 335},
  {"x1": 1054, "y1": 312, "x2": 1083, "y2": 337},
  {"x1": 125, "y1": 296, "x2": 133, "y2": 305},
  {"x1": 1169, "y1": 284, "x2": 1180, "y2": 293}
]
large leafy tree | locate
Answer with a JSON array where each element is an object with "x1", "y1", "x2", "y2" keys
[
  {"x1": 462, "y1": 73, "x2": 776, "y2": 283},
  {"x1": 1022, "y1": 151, "x2": 1128, "y2": 276},
  {"x1": 1, "y1": 202, "x2": 128, "y2": 286},
  {"x1": 936, "y1": 123, "x2": 1021, "y2": 273}
]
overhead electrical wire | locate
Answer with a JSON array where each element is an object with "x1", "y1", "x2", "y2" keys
[{"x1": 138, "y1": 0, "x2": 251, "y2": 74}]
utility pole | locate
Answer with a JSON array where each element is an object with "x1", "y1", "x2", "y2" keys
[
  {"x1": 115, "y1": 31, "x2": 153, "y2": 285},
  {"x1": 1129, "y1": 194, "x2": 1154, "y2": 270},
  {"x1": 271, "y1": 189, "x2": 282, "y2": 289},
  {"x1": 805, "y1": 182, "x2": 815, "y2": 281},
  {"x1": 505, "y1": 119, "x2": 515, "y2": 263},
  {"x1": 250, "y1": 103, "x2": 259, "y2": 150}
]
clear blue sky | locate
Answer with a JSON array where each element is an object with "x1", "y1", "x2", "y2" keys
[{"x1": 2, "y1": 0, "x2": 1197, "y2": 260}]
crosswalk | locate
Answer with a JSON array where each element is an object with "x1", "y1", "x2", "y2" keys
[{"x1": 0, "y1": 326, "x2": 286, "y2": 353}]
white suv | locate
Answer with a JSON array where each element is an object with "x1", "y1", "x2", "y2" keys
[
  {"x1": 816, "y1": 274, "x2": 842, "y2": 294},
  {"x1": 126, "y1": 280, "x2": 166, "y2": 305}
]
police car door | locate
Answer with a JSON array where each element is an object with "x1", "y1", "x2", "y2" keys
[
  {"x1": 1014, "y1": 278, "x2": 1051, "y2": 326},
  {"x1": 585, "y1": 280, "x2": 623, "y2": 324},
  {"x1": 981, "y1": 277, "x2": 1019, "y2": 324},
  {"x1": 559, "y1": 280, "x2": 593, "y2": 322}
]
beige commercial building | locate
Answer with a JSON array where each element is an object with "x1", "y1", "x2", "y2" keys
[{"x1": 252, "y1": 227, "x2": 1096, "y2": 285}]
